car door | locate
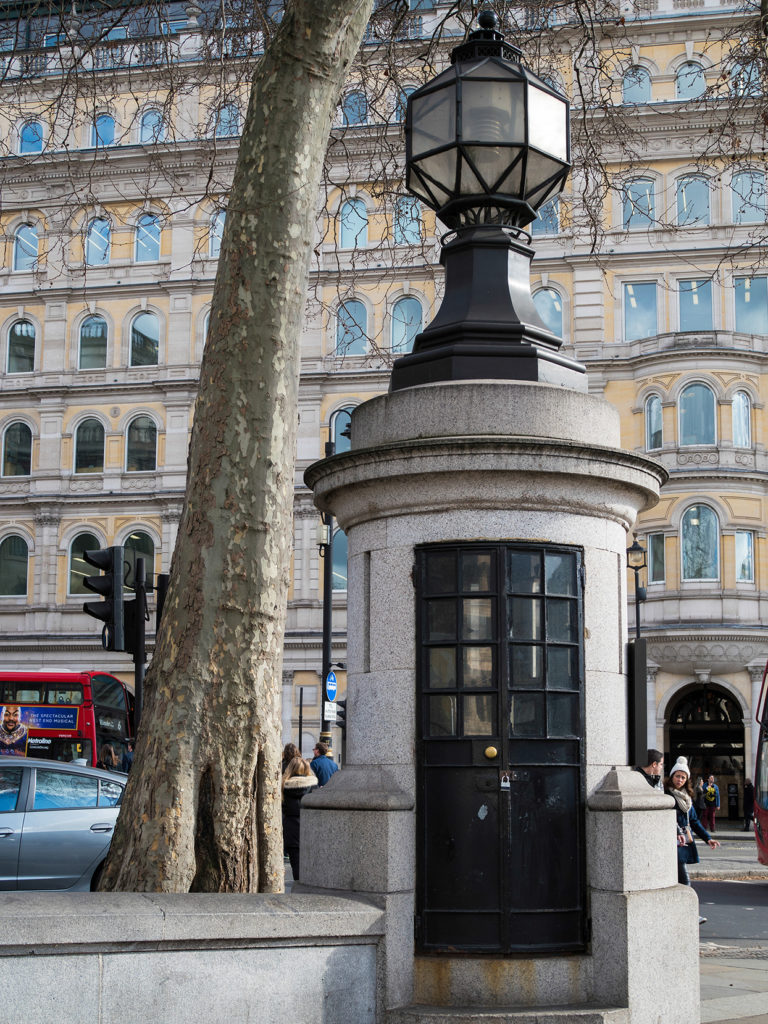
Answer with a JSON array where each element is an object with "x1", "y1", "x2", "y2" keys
[
  {"x1": 18, "y1": 767, "x2": 119, "y2": 890},
  {"x1": 0, "y1": 763, "x2": 27, "y2": 890}
]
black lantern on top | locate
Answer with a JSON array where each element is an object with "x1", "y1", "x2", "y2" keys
[{"x1": 390, "y1": 10, "x2": 586, "y2": 392}]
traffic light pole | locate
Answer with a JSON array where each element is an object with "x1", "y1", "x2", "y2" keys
[{"x1": 320, "y1": 510, "x2": 333, "y2": 752}]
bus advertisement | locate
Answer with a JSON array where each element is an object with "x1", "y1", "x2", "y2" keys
[{"x1": 0, "y1": 671, "x2": 134, "y2": 767}]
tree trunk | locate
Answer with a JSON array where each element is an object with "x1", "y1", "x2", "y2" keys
[{"x1": 99, "y1": 0, "x2": 374, "y2": 893}]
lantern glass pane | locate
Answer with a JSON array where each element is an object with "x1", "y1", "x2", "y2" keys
[
  {"x1": 411, "y1": 84, "x2": 456, "y2": 156},
  {"x1": 412, "y1": 151, "x2": 458, "y2": 197},
  {"x1": 463, "y1": 146, "x2": 517, "y2": 193},
  {"x1": 527, "y1": 86, "x2": 568, "y2": 161},
  {"x1": 460, "y1": 80, "x2": 524, "y2": 144},
  {"x1": 524, "y1": 151, "x2": 565, "y2": 203}
]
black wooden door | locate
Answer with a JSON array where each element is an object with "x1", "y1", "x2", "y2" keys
[{"x1": 416, "y1": 543, "x2": 586, "y2": 954}]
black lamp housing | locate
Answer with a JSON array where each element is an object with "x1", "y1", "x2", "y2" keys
[{"x1": 390, "y1": 10, "x2": 586, "y2": 393}]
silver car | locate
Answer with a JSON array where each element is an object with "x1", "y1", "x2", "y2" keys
[{"x1": 0, "y1": 758, "x2": 124, "y2": 891}]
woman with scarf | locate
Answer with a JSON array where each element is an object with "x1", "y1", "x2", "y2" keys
[
  {"x1": 282, "y1": 755, "x2": 318, "y2": 883},
  {"x1": 666, "y1": 756, "x2": 720, "y2": 923}
]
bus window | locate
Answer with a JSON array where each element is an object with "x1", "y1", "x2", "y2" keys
[
  {"x1": 26, "y1": 736, "x2": 93, "y2": 764},
  {"x1": 92, "y1": 674, "x2": 128, "y2": 710},
  {"x1": 14, "y1": 688, "x2": 42, "y2": 702},
  {"x1": 46, "y1": 686, "x2": 83, "y2": 705}
]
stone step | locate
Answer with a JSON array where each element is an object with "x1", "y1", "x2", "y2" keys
[{"x1": 387, "y1": 1006, "x2": 629, "y2": 1024}]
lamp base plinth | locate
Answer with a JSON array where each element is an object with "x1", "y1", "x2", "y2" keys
[{"x1": 390, "y1": 339, "x2": 587, "y2": 392}]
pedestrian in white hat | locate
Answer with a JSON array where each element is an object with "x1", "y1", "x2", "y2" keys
[{"x1": 665, "y1": 756, "x2": 720, "y2": 923}]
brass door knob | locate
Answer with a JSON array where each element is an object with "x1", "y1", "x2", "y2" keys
[{"x1": 484, "y1": 746, "x2": 498, "y2": 759}]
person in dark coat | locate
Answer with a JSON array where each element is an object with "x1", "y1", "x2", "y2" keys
[
  {"x1": 310, "y1": 741, "x2": 339, "y2": 786},
  {"x1": 281, "y1": 743, "x2": 300, "y2": 774},
  {"x1": 282, "y1": 756, "x2": 318, "y2": 882},
  {"x1": 743, "y1": 778, "x2": 755, "y2": 832},
  {"x1": 121, "y1": 740, "x2": 134, "y2": 773},
  {"x1": 665, "y1": 756, "x2": 720, "y2": 923}
]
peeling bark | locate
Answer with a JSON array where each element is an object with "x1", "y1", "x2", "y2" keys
[{"x1": 99, "y1": 0, "x2": 374, "y2": 893}]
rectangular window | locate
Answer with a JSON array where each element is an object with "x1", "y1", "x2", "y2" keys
[
  {"x1": 679, "y1": 279, "x2": 713, "y2": 332},
  {"x1": 624, "y1": 282, "x2": 657, "y2": 341},
  {"x1": 735, "y1": 531, "x2": 754, "y2": 582},
  {"x1": 648, "y1": 533, "x2": 665, "y2": 584},
  {"x1": 735, "y1": 277, "x2": 768, "y2": 335}
]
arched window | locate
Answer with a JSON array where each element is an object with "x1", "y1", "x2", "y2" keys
[
  {"x1": 645, "y1": 395, "x2": 662, "y2": 451},
  {"x1": 78, "y1": 315, "x2": 108, "y2": 369},
  {"x1": 130, "y1": 311, "x2": 159, "y2": 366},
  {"x1": 395, "y1": 86, "x2": 415, "y2": 122},
  {"x1": 126, "y1": 415, "x2": 157, "y2": 472},
  {"x1": 13, "y1": 224, "x2": 38, "y2": 271},
  {"x1": 7, "y1": 320, "x2": 35, "y2": 374},
  {"x1": 336, "y1": 300, "x2": 367, "y2": 355},
  {"x1": 2, "y1": 422, "x2": 32, "y2": 476},
  {"x1": 732, "y1": 391, "x2": 751, "y2": 448},
  {"x1": 135, "y1": 214, "x2": 160, "y2": 263},
  {"x1": 331, "y1": 528, "x2": 348, "y2": 591},
  {"x1": 209, "y1": 210, "x2": 225, "y2": 258},
  {"x1": 681, "y1": 505, "x2": 719, "y2": 581},
  {"x1": 19, "y1": 120, "x2": 43, "y2": 154},
  {"x1": 342, "y1": 90, "x2": 367, "y2": 126},
  {"x1": 0, "y1": 535, "x2": 28, "y2": 596},
  {"x1": 394, "y1": 197, "x2": 421, "y2": 245},
  {"x1": 679, "y1": 383, "x2": 716, "y2": 446},
  {"x1": 531, "y1": 197, "x2": 559, "y2": 236},
  {"x1": 391, "y1": 296, "x2": 422, "y2": 353},
  {"x1": 623, "y1": 178, "x2": 654, "y2": 229},
  {"x1": 622, "y1": 66, "x2": 651, "y2": 104},
  {"x1": 735, "y1": 277, "x2": 768, "y2": 335},
  {"x1": 139, "y1": 109, "x2": 165, "y2": 143},
  {"x1": 732, "y1": 171, "x2": 766, "y2": 224},
  {"x1": 74, "y1": 418, "x2": 105, "y2": 474},
  {"x1": 677, "y1": 177, "x2": 709, "y2": 226},
  {"x1": 85, "y1": 218, "x2": 111, "y2": 266},
  {"x1": 91, "y1": 114, "x2": 115, "y2": 147},
  {"x1": 340, "y1": 198, "x2": 368, "y2": 249},
  {"x1": 678, "y1": 279, "x2": 712, "y2": 332},
  {"x1": 331, "y1": 407, "x2": 354, "y2": 454},
  {"x1": 214, "y1": 103, "x2": 240, "y2": 138},
  {"x1": 533, "y1": 288, "x2": 563, "y2": 338},
  {"x1": 69, "y1": 532, "x2": 99, "y2": 595},
  {"x1": 123, "y1": 531, "x2": 155, "y2": 590},
  {"x1": 675, "y1": 62, "x2": 706, "y2": 99}
]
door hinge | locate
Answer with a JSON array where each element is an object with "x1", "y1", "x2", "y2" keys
[
  {"x1": 411, "y1": 564, "x2": 418, "y2": 588},
  {"x1": 578, "y1": 563, "x2": 587, "y2": 590},
  {"x1": 414, "y1": 914, "x2": 422, "y2": 941}
]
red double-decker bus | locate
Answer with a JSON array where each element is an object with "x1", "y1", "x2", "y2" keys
[
  {"x1": 0, "y1": 671, "x2": 134, "y2": 768},
  {"x1": 754, "y1": 662, "x2": 768, "y2": 866}
]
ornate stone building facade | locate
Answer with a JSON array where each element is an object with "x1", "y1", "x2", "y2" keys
[{"x1": 0, "y1": 0, "x2": 765, "y2": 812}]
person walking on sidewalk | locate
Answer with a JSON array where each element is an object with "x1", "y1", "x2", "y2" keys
[
  {"x1": 634, "y1": 748, "x2": 664, "y2": 791},
  {"x1": 666, "y1": 756, "x2": 720, "y2": 923},
  {"x1": 743, "y1": 778, "x2": 755, "y2": 832},
  {"x1": 702, "y1": 774, "x2": 720, "y2": 832}
]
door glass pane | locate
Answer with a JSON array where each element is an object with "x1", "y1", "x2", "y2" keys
[
  {"x1": 462, "y1": 647, "x2": 493, "y2": 688},
  {"x1": 461, "y1": 551, "x2": 492, "y2": 592},
  {"x1": 547, "y1": 647, "x2": 578, "y2": 689},
  {"x1": 428, "y1": 647, "x2": 456, "y2": 688},
  {"x1": 508, "y1": 550, "x2": 541, "y2": 592},
  {"x1": 462, "y1": 598, "x2": 493, "y2": 640},
  {"x1": 509, "y1": 597, "x2": 542, "y2": 640},
  {"x1": 463, "y1": 695, "x2": 495, "y2": 736},
  {"x1": 545, "y1": 553, "x2": 576, "y2": 595},
  {"x1": 33, "y1": 770, "x2": 98, "y2": 809},
  {"x1": 427, "y1": 600, "x2": 456, "y2": 641},
  {"x1": 547, "y1": 598, "x2": 577, "y2": 642},
  {"x1": 426, "y1": 551, "x2": 456, "y2": 594},
  {"x1": 98, "y1": 779, "x2": 123, "y2": 807},
  {"x1": 509, "y1": 693, "x2": 545, "y2": 737},
  {"x1": 428, "y1": 695, "x2": 457, "y2": 736},
  {"x1": 548, "y1": 693, "x2": 579, "y2": 737},
  {"x1": 510, "y1": 645, "x2": 544, "y2": 688},
  {"x1": 0, "y1": 766, "x2": 22, "y2": 811}
]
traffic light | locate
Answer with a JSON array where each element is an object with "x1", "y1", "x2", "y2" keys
[
  {"x1": 82, "y1": 546, "x2": 125, "y2": 651},
  {"x1": 335, "y1": 699, "x2": 347, "y2": 735}
]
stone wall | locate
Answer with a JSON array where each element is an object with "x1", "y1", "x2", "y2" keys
[{"x1": 0, "y1": 892, "x2": 384, "y2": 1024}]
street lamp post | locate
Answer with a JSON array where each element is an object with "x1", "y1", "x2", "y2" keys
[
  {"x1": 626, "y1": 536, "x2": 648, "y2": 640},
  {"x1": 391, "y1": 9, "x2": 586, "y2": 392}
]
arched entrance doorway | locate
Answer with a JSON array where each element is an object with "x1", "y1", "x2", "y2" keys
[{"x1": 667, "y1": 684, "x2": 745, "y2": 824}]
